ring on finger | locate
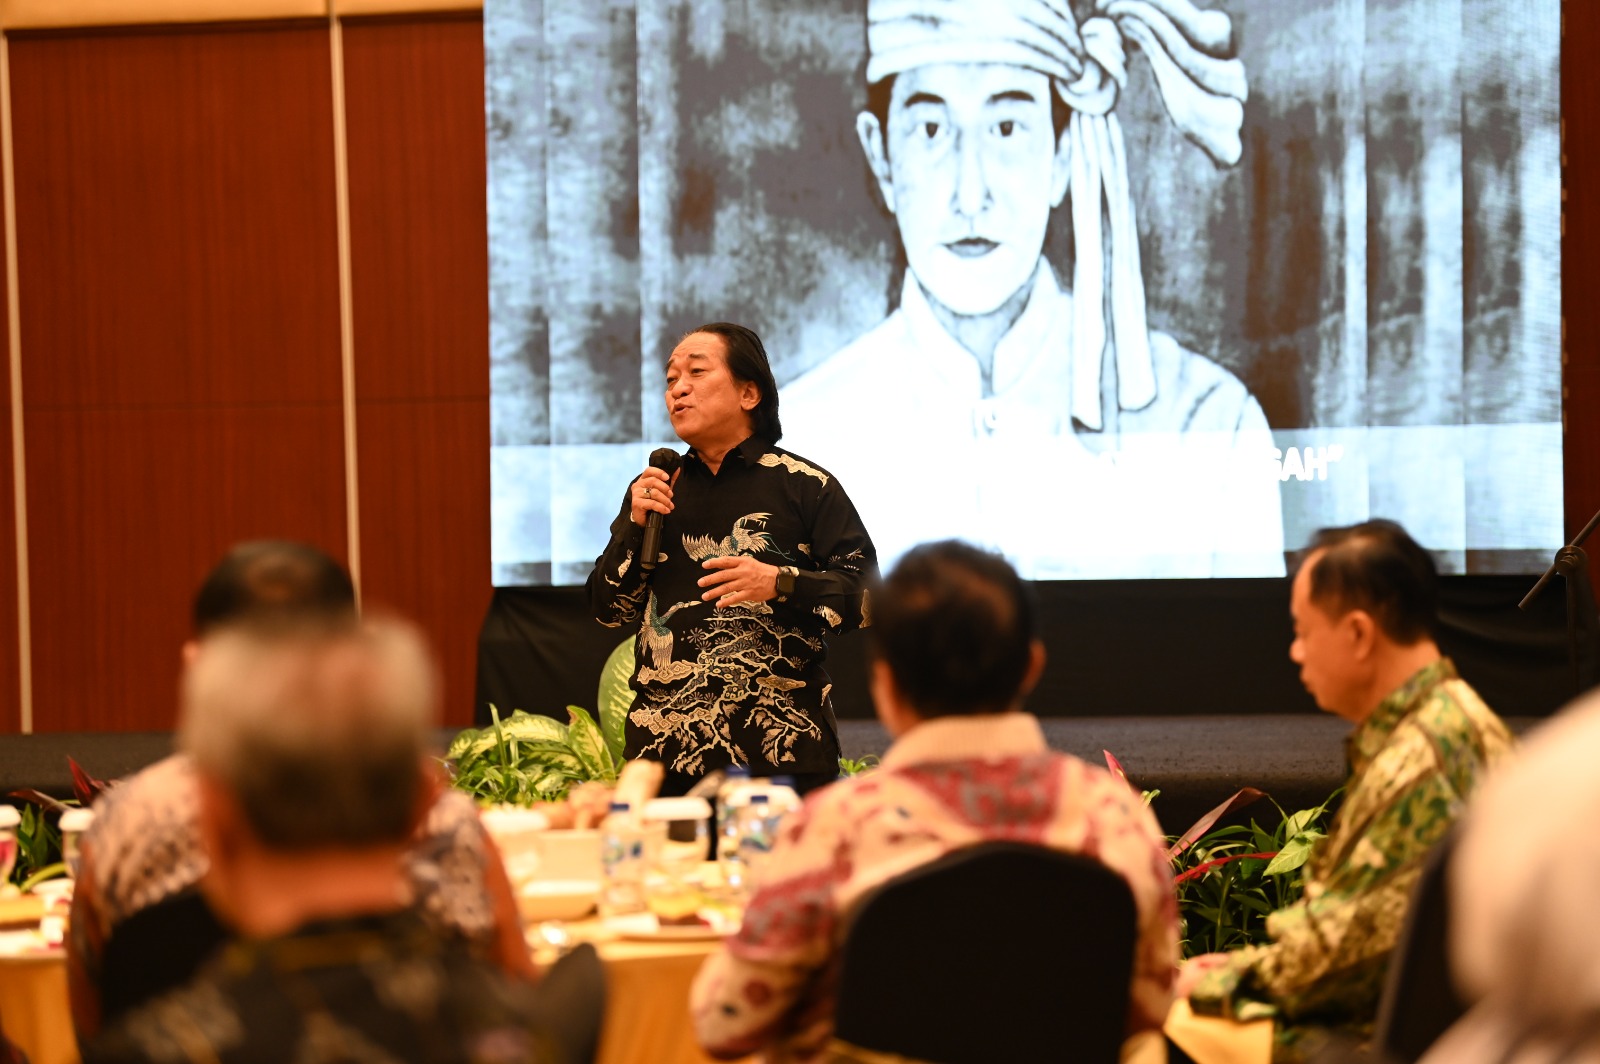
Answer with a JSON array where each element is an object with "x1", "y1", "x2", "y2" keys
[{"x1": 644, "y1": 487, "x2": 652, "y2": 499}]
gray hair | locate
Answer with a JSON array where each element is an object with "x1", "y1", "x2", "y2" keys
[{"x1": 180, "y1": 617, "x2": 437, "y2": 850}]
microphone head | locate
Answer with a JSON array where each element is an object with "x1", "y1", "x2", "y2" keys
[{"x1": 650, "y1": 447, "x2": 683, "y2": 476}]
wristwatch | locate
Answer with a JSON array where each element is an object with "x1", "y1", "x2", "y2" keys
[{"x1": 774, "y1": 565, "x2": 799, "y2": 602}]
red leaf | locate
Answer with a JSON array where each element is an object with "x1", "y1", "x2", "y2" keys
[
  {"x1": 1174, "y1": 851, "x2": 1278, "y2": 885},
  {"x1": 8, "y1": 789, "x2": 70, "y2": 814},
  {"x1": 67, "y1": 757, "x2": 110, "y2": 806},
  {"x1": 1103, "y1": 750, "x2": 1133, "y2": 790},
  {"x1": 1165, "y1": 787, "x2": 1267, "y2": 861}
]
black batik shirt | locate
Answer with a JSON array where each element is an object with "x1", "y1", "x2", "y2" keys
[
  {"x1": 84, "y1": 910, "x2": 559, "y2": 1064},
  {"x1": 586, "y1": 437, "x2": 876, "y2": 777}
]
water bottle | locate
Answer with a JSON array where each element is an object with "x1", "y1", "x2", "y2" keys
[
  {"x1": 60, "y1": 808, "x2": 95, "y2": 881},
  {"x1": 765, "y1": 775, "x2": 801, "y2": 817},
  {"x1": 732, "y1": 793, "x2": 778, "y2": 890},
  {"x1": 600, "y1": 802, "x2": 645, "y2": 916},
  {"x1": 715, "y1": 765, "x2": 752, "y2": 861}
]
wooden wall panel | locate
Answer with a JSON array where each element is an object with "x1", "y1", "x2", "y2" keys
[
  {"x1": 343, "y1": 13, "x2": 486, "y2": 402},
  {"x1": 25, "y1": 408, "x2": 348, "y2": 731},
  {"x1": 1566, "y1": 4, "x2": 1600, "y2": 600},
  {"x1": 12, "y1": 25, "x2": 342, "y2": 410},
  {"x1": 0, "y1": 1, "x2": 483, "y2": 32},
  {"x1": 342, "y1": 14, "x2": 489, "y2": 725},
  {"x1": 354, "y1": 399, "x2": 487, "y2": 725},
  {"x1": 0, "y1": 95, "x2": 16, "y2": 734},
  {"x1": 0, "y1": 2, "x2": 324, "y2": 30},
  {"x1": 10, "y1": 23, "x2": 347, "y2": 731}
]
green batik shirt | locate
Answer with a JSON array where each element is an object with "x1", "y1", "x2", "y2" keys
[{"x1": 1189, "y1": 658, "x2": 1514, "y2": 1040}]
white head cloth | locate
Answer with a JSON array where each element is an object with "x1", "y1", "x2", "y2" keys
[{"x1": 866, "y1": 0, "x2": 1249, "y2": 430}]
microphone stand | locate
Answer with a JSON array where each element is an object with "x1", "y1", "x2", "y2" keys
[{"x1": 1520, "y1": 507, "x2": 1600, "y2": 696}]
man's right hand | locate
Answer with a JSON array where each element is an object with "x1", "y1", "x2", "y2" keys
[{"x1": 629, "y1": 465, "x2": 677, "y2": 527}]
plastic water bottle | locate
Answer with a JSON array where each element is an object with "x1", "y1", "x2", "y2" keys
[
  {"x1": 59, "y1": 808, "x2": 95, "y2": 881},
  {"x1": 600, "y1": 802, "x2": 645, "y2": 916},
  {"x1": 733, "y1": 793, "x2": 778, "y2": 887},
  {"x1": 715, "y1": 765, "x2": 753, "y2": 861},
  {"x1": 764, "y1": 776, "x2": 801, "y2": 817}
]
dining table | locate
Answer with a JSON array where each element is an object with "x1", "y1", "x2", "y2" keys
[
  {"x1": 0, "y1": 909, "x2": 750, "y2": 1064},
  {"x1": 0, "y1": 903, "x2": 1270, "y2": 1064}
]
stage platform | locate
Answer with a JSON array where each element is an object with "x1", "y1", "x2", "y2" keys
[
  {"x1": 0, "y1": 715, "x2": 1543, "y2": 834},
  {"x1": 470, "y1": 573, "x2": 1585, "y2": 828}
]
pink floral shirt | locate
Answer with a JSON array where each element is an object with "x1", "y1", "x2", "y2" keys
[{"x1": 691, "y1": 713, "x2": 1179, "y2": 1062}]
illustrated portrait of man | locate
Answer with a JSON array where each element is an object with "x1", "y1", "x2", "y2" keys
[
  {"x1": 485, "y1": 0, "x2": 1561, "y2": 586},
  {"x1": 780, "y1": 0, "x2": 1285, "y2": 578}
]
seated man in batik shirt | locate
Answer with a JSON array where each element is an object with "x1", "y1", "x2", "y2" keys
[
  {"x1": 85, "y1": 619, "x2": 560, "y2": 1064},
  {"x1": 1183, "y1": 520, "x2": 1516, "y2": 1059},
  {"x1": 69, "y1": 543, "x2": 530, "y2": 1040},
  {"x1": 691, "y1": 540, "x2": 1178, "y2": 1062}
]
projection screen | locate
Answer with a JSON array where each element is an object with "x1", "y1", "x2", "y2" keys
[{"x1": 486, "y1": 0, "x2": 1562, "y2": 586}]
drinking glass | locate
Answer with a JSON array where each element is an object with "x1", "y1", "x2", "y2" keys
[
  {"x1": 59, "y1": 808, "x2": 94, "y2": 880},
  {"x1": 642, "y1": 797, "x2": 711, "y2": 924}
]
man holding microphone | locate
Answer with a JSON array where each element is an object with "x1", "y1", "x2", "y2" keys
[{"x1": 587, "y1": 322, "x2": 876, "y2": 796}]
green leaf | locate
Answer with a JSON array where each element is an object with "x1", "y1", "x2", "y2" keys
[
  {"x1": 19, "y1": 863, "x2": 66, "y2": 892},
  {"x1": 455, "y1": 733, "x2": 497, "y2": 763},
  {"x1": 499, "y1": 713, "x2": 569, "y2": 745},
  {"x1": 1264, "y1": 835, "x2": 1317, "y2": 877},
  {"x1": 1296, "y1": 829, "x2": 1326, "y2": 851},
  {"x1": 838, "y1": 755, "x2": 881, "y2": 778},
  {"x1": 516, "y1": 741, "x2": 586, "y2": 779},
  {"x1": 1250, "y1": 822, "x2": 1275, "y2": 852},
  {"x1": 566, "y1": 706, "x2": 615, "y2": 782},
  {"x1": 1282, "y1": 808, "x2": 1321, "y2": 838},
  {"x1": 597, "y1": 637, "x2": 634, "y2": 767},
  {"x1": 446, "y1": 704, "x2": 595, "y2": 807},
  {"x1": 451, "y1": 707, "x2": 571, "y2": 767},
  {"x1": 533, "y1": 772, "x2": 573, "y2": 800},
  {"x1": 487, "y1": 705, "x2": 509, "y2": 769}
]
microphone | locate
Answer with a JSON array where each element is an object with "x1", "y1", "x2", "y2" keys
[{"x1": 641, "y1": 447, "x2": 682, "y2": 571}]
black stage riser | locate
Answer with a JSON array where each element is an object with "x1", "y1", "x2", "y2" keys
[{"x1": 477, "y1": 575, "x2": 1596, "y2": 726}]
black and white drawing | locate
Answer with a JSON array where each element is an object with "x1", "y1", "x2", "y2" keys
[{"x1": 488, "y1": 0, "x2": 1562, "y2": 586}]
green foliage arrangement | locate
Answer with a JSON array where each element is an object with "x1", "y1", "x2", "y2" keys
[
  {"x1": 1169, "y1": 790, "x2": 1338, "y2": 958},
  {"x1": 14, "y1": 805, "x2": 66, "y2": 890},
  {"x1": 1104, "y1": 749, "x2": 1338, "y2": 959},
  {"x1": 447, "y1": 637, "x2": 634, "y2": 805},
  {"x1": 838, "y1": 754, "x2": 880, "y2": 777},
  {"x1": 6, "y1": 756, "x2": 110, "y2": 888}
]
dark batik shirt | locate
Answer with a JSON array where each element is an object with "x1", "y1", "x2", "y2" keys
[
  {"x1": 586, "y1": 437, "x2": 875, "y2": 777},
  {"x1": 72, "y1": 754, "x2": 505, "y2": 1023},
  {"x1": 84, "y1": 910, "x2": 558, "y2": 1064}
]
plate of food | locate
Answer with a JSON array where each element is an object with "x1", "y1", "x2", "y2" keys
[{"x1": 605, "y1": 909, "x2": 739, "y2": 941}]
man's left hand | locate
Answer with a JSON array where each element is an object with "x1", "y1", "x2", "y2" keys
[{"x1": 699, "y1": 556, "x2": 780, "y2": 608}]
